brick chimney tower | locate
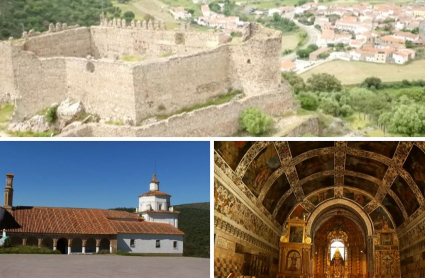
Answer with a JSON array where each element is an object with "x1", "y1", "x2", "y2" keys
[{"x1": 4, "y1": 174, "x2": 14, "y2": 211}]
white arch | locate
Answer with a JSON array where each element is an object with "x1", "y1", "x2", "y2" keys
[{"x1": 306, "y1": 199, "x2": 373, "y2": 236}]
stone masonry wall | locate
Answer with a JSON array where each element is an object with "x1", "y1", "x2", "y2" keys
[
  {"x1": 23, "y1": 27, "x2": 92, "y2": 58},
  {"x1": 0, "y1": 42, "x2": 17, "y2": 99},
  {"x1": 59, "y1": 89, "x2": 293, "y2": 137},
  {"x1": 12, "y1": 52, "x2": 67, "y2": 122},
  {"x1": 229, "y1": 25, "x2": 282, "y2": 97},
  {"x1": 66, "y1": 58, "x2": 135, "y2": 121},
  {"x1": 90, "y1": 26, "x2": 221, "y2": 59},
  {"x1": 132, "y1": 45, "x2": 231, "y2": 123}
]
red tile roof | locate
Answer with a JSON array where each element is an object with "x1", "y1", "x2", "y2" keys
[
  {"x1": 1, "y1": 207, "x2": 183, "y2": 235},
  {"x1": 139, "y1": 190, "x2": 171, "y2": 197}
]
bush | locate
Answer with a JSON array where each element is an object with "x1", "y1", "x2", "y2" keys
[
  {"x1": 239, "y1": 107, "x2": 273, "y2": 135},
  {"x1": 45, "y1": 105, "x2": 58, "y2": 123},
  {"x1": 299, "y1": 92, "x2": 319, "y2": 111},
  {"x1": 362, "y1": 77, "x2": 382, "y2": 89},
  {"x1": 340, "y1": 104, "x2": 354, "y2": 117},
  {"x1": 306, "y1": 73, "x2": 342, "y2": 92},
  {"x1": 320, "y1": 97, "x2": 340, "y2": 116}
]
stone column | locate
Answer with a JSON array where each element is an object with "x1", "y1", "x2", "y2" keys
[
  {"x1": 68, "y1": 239, "x2": 73, "y2": 255},
  {"x1": 96, "y1": 239, "x2": 101, "y2": 253},
  {"x1": 22, "y1": 238, "x2": 27, "y2": 246},
  {"x1": 53, "y1": 238, "x2": 58, "y2": 251},
  {"x1": 38, "y1": 238, "x2": 42, "y2": 248},
  {"x1": 82, "y1": 239, "x2": 87, "y2": 254}
]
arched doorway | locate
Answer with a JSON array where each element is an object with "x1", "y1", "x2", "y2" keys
[
  {"x1": 11, "y1": 236, "x2": 22, "y2": 246},
  {"x1": 86, "y1": 238, "x2": 96, "y2": 253},
  {"x1": 57, "y1": 238, "x2": 67, "y2": 254},
  {"x1": 99, "y1": 238, "x2": 110, "y2": 252},
  {"x1": 42, "y1": 238, "x2": 53, "y2": 250},
  {"x1": 71, "y1": 238, "x2": 82, "y2": 253},
  {"x1": 26, "y1": 237, "x2": 38, "y2": 246}
]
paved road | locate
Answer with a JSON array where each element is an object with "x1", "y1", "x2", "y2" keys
[
  {"x1": 281, "y1": 12, "x2": 321, "y2": 61},
  {"x1": 0, "y1": 254, "x2": 210, "y2": 278}
]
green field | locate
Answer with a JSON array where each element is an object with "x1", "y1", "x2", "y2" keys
[
  {"x1": 281, "y1": 33, "x2": 299, "y2": 51},
  {"x1": 300, "y1": 59, "x2": 425, "y2": 85}
]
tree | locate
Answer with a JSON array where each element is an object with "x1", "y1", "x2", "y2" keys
[
  {"x1": 362, "y1": 77, "x2": 382, "y2": 89},
  {"x1": 123, "y1": 11, "x2": 135, "y2": 22},
  {"x1": 320, "y1": 97, "x2": 340, "y2": 116},
  {"x1": 144, "y1": 14, "x2": 155, "y2": 21},
  {"x1": 299, "y1": 92, "x2": 319, "y2": 111},
  {"x1": 282, "y1": 72, "x2": 306, "y2": 94},
  {"x1": 239, "y1": 108, "x2": 273, "y2": 135},
  {"x1": 209, "y1": 2, "x2": 221, "y2": 13},
  {"x1": 306, "y1": 73, "x2": 342, "y2": 93}
]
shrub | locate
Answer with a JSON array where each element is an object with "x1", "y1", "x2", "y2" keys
[
  {"x1": 320, "y1": 97, "x2": 340, "y2": 116},
  {"x1": 239, "y1": 107, "x2": 273, "y2": 135},
  {"x1": 362, "y1": 77, "x2": 382, "y2": 89},
  {"x1": 45, "y1": 105, "x2": 58, "y2": 123},
  {"x1": 299, "y1": 92, "x2": 319, "y2": 111},
  {"x1": 306, "y1": 73, "x2": 342, "y2": 92},
  {"x1": 340, "y1": 104, "x2": 354, "y2": 117}
]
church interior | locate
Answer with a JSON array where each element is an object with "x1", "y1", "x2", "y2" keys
[{"x1": 214, "y1": 141, "x2": 425, "y2": 278}]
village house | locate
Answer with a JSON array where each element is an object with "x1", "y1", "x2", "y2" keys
[
  {"x1": 281, "y1": 60, "x2": 296, "y2": 72},
  {"x1": 169, "y1": 7, "x2": 192, "y2": 20}
]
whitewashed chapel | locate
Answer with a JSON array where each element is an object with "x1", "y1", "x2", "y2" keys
[{"x1": 0, "y1": 173, "x2": 184, "y2": 255}]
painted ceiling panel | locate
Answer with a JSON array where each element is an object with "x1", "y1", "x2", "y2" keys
[
  {"x1": 276, "y1": 193, "x2": 297, "y2": 225},
  {"x1": 343, "y1": 188, "x2": 371, "y2": 208},
  {"x1": 289, "y1": 205, "x2": 308, "y2": 220},
  {"x1": 403, "y1": 145, "x2": 425, "y2": 199},
  {"x1": 214, "y1": 141, "x2": 254, "y2": 170},
  {"x1": 302, "y1": 176, "x2": 334, "y2": 196},
  {"x1": 345, "y1": 154, "x2": 389, "y2": 180},
  {"x1": 391, "y1": 176, "x2": 419, "y2": 217},
  {"x1": 295, "y1": 153, "x2": 334, "y2": 180},
  {"x1": 347, "y1": 141, "x2": 399, "y2": 158},
  {"x1": 344, "y1": 175, "x2": 380, "y2": 196},
  {"x1": 369, "y1": 206, "x2": 394, "y2": 231},
  {"x1": 262, "y1": 174, "x2": 291, "y2": 215},
  {"x1": 382, "y1": 194, "x2": 405, "y2": 227},
  {"x1": 288, "y1": 141, "x2": 334, "y2": 158},
  {"x1": 308, "y1": 188, "x2": 334, "y2": 206},
  {"x1": 242, "y1": 144, "x2": 281, "y2": 198}
]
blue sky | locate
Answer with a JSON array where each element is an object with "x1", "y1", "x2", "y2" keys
[{"x1": 0, "y1": 141, "x2": 210, "y2": 209}]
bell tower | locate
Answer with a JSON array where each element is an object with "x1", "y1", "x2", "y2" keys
[{"x1": 4, "y1": 174, "x2": 14, "y2": 211}]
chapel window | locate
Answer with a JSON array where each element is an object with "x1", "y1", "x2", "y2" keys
[
  {"x1": 174, "y1": 241, "x2": 178, "y2": 248},
  {"x1": 130, "y1": 239, "x2": 135, "y2": 248},
  {"x1": 156, "y1": 240, "x2": 161, "y2": 248}
]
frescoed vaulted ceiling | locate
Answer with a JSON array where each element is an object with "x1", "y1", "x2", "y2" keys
[{"x1": 214, "y1": 141, "x2": 425, "y2": 232}]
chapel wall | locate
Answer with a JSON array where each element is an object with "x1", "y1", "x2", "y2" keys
[
  {"x1": 116, "y1": 233, "x2": 183, "y2": 254},
  {"x1": 65, "y1": 58, "x2": 136, "y2": 121},
  {"x1": 132, "y1": 45, "x2": 231, "y2": 123},
  {"x1": 399, "y1": 213, "x2": 425, "y2": 278},
  {"x1": 22, "y1": 27, "x2": 92, "y2": 58}
]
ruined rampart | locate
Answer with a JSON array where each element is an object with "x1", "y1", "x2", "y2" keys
[{"x1": 0, "y1": 18, "x2": 292, "y2": 134}]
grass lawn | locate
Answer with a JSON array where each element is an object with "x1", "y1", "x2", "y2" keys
[
  {"x1": 112, "y1": 0, "x2": 146, "y2": 20},
  {"x1": 241, "y1": 0, "x2": 299, "y2": 8},
  {"x1": 281, "y1": 33, "x2": 299, "y2": 52},
  {"x1": 300, "y1": 59, "x2": 425, "y2": 85},
  {"x1": 0, "y1": 245, "x2": 60, "y2": 254}
]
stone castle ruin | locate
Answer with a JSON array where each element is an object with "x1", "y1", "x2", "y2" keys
[{"x1": 0, "y1": 15, "x2": 293, "y2": 136}]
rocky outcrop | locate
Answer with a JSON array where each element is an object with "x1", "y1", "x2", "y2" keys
[
  {"x1": 57, "y1": 98, "x2": 85, "y2": 128},
  {"x1": 8, "y1": 115, "x2": 50, "y2": 133}
]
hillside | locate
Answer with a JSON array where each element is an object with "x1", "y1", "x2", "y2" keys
[
  {"x1": 110, "y1": 202, "x2": 210, "y2": 258},
  {"x1": 0, "y1": 0, "x2": 121, "y2": 40}
]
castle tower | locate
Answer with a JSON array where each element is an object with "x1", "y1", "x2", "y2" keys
[
  {"x1": 136, "y1": 174, "x2": 179, "y2": 228},
  {"x1": 4, "y1": 174, "x2": 14, "y2": 211}
]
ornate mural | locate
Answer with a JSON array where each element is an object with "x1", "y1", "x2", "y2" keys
[{"x1": 343, "y1": 188, "x2": 371, "y2": 207}]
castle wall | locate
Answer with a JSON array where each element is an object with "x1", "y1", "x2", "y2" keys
[
  {"x1": 132, "y1": 46, "x2": 231, "y2": 123},
  {"x1": 66, "y1": 58, "x2": 136, "y2": 121},
  {"x1": 0, "y1": 42, "x2": 17, "y2": 98},
  {"x1": 12, "y1": 53, "x2": 67, "y2": 122},
  {"x1": 23, "y1": 28, "x2": 92, "y2": 58},
  {"x1": 90, "y1": 26, "x2": 221, "y2": 59},
  {"x1": 59, "y1": 89, "x2": 292, "y2": 137},
  {"x1": 229, "y1": 26, "x2": 282, "y2": 97}
]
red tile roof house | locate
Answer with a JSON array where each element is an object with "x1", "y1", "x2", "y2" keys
[{"x1": 0, "y1": 174, "x2": 184, "y2": 255}]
